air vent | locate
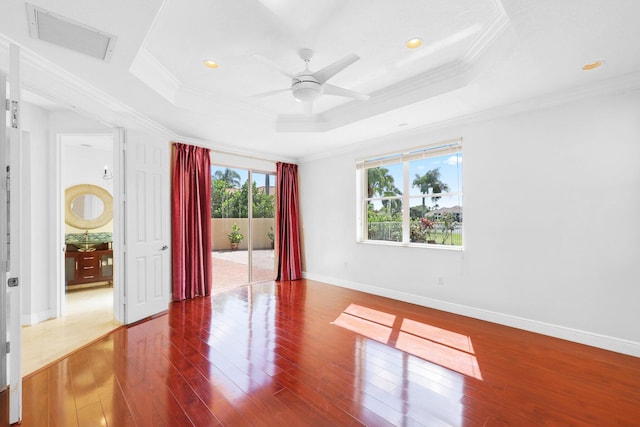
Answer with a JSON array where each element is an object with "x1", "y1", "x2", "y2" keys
[{"x1": 26, "y1": 4, "x2": 116, "y2": 61}]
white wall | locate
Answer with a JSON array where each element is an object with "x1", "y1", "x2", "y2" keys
[
  {"x1": 299, "y1": 89, "x2": 640, "y2": 356},
  {"x1": 20, "y1": 102, "x2": 51, "y2": 324}
]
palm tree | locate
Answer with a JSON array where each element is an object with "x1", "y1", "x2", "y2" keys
[
  {"x1": 367, "y1": 167, "x2": 400, "y2": 198},
  {"x1": 367, "y1": 167, "x2": 402, "y2": 215},
  {"x1": 213, "y1": 168, "x2": 241, "y2": 188},
  {"x1": 412, "y1": 168, "x2": 449, "y2": 208}
]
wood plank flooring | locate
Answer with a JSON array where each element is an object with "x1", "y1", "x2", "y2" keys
[{"x1": 22, "y1": 279, "x2": 640, "y2": 426}]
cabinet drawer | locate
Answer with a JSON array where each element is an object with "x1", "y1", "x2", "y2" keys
[
  {"x1": 78, "y1": 257, "x2": 98, "y2": 269},
  {"x1": 78, "y1": 254, "x2": 97, "y2": 263}
]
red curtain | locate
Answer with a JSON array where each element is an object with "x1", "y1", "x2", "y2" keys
[
  {"x1": 171, "y1": 143, "x2": 212, "y2": 300},
  {"x1": 276, "y1": 162, "x2": 302, "y2": 281}
]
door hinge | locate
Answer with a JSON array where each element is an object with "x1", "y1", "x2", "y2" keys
[
  {"x1": 5, "y1": 342, "x2": 9, "y2": 354},
  {"x1": 7, "y1": 277, "x2": 18, "y2": 287},
  {"x1": 9, "y1": 100, "x2": 18, "y2": 128}
]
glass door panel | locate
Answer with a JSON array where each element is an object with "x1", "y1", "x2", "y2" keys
[
  {"x1": 251, "y1": 172, "x2": 276, "y2": 282},
  {"x1": 211, "y1": 166, "x2": 249, "y2": 288}
]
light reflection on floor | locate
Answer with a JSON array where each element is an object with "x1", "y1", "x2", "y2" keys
[{"x1": 333, "y1": 303, "x2": 481, "y2": 425}]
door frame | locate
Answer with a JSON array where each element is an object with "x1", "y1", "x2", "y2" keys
[{"x1": 53, "y1": 131, "x2": 123, "y2": 322}]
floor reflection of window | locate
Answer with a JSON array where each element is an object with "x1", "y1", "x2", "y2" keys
[
  {"x1": 206, "y1": 285, "x2": 276, "y2": 397},
  {"x1": 334, "y1": 304, "x2": 481, "y2": 426},
  {"x1": 355, "y1": 339, "x2": 465, "y2": 426}
]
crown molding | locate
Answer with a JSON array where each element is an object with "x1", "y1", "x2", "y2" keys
[
  {"x1": 296, "y1": 70, "x2": 640, "y2": 164},
  {"x1": 129, "y1": 47, "x2": 180, "y2": 104}
]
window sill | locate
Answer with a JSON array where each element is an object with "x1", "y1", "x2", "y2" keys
[{"x1": 357, "y1": 240, "x2": 463, "y2": 251}]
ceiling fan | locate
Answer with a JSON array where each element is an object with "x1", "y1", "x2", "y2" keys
[{"x1": 254, "y1": 48, "x2": 370, "y2": 115}]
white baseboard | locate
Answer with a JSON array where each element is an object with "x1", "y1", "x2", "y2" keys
[
  {"x1": 21, "y1": 309, "x2": 54, "y2": 326},
  {"x1": 303, "y1": 272, "x2": 640, "y2": 358}
]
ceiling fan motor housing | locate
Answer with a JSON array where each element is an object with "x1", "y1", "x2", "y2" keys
[{"x1": 292, "y1": 73, "x2": 322, "y2": 102}]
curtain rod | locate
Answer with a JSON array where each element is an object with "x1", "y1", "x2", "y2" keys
[{"x1": 172, "y1": 140, "x2": 294, "y2": 164}]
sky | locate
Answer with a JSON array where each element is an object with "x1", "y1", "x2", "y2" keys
[
  {"x1": 210, "y1": 166, "x2": 274, "y2": 189},
  {"x1": 383, "y1": 152, "x2": 463, "y2": 209}
]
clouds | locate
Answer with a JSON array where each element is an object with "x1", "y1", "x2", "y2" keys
[{"x1": 445, "y1": 155, "x2": 462, "y2": 166}]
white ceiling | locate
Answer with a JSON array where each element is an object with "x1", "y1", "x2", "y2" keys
[{"x1": 1, "y1": 0, "x2": 639, "y2": 161}]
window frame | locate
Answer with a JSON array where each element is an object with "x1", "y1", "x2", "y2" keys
[{"x1": 356, "y1": 138, "x2": 463, "y2": 249}]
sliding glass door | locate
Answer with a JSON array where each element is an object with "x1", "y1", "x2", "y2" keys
[
  {"x1": 250, "y1": 172, "x2": 276, "y2": 283},
  {"x1": 210, "y1": 166, "x2": 275, "y2": 289}
]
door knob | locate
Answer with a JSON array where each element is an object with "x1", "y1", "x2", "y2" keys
[{"x1": 161, "y1": 245, "x2": 168, "y2": 251}]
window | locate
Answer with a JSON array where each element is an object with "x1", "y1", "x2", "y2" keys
[{"x1": 357, "y1": 139, "x2": 463, "y2": 247}]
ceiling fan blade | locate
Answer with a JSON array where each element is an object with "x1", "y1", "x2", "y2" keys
[
  {"x1": 323, "y1": 83, "x2": 370, "y2": 100},
  {"x1": 303, "y1": 101, "x2": 313, "y2": 115},
  {"x1": 252, "y1": 88, "x2": 291, "y2": 98},
  {"x1": 313, "y1": 53, "x2": 360, "y2": 84},
  {"x1": 252, "y1": 54, "x2": 297, "y2": 80}
]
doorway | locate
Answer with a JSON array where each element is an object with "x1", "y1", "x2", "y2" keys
[
  {"x1": 21, "y1": 134, "x2": 120, "y2": 376},
  {"x1": 60, "y1": 135, "x2": 117, "y2": 318},
  {"x1": 211, "y1": 166, "x2": 276, "y2": 290}
]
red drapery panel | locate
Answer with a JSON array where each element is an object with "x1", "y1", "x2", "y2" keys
[
  {"x1": 171, "y1": 143, "x2": 212, "y2": 300},
  {"x1": 276, "y1": 162, "x2": 302, "y2": 281}
]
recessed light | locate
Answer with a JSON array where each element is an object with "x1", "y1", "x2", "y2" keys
[
  {"x1": 203, "y1": 59, "x2": 219, "y2": 69},
  {"x1": 582, "y1": 60, "x2": 603, "y2": 71},
  {"x1": 406, "y1": 37, "x2": 423, "y2": 49}
]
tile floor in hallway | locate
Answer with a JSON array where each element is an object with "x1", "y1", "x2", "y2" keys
[{"x1": 21, "y1": 285, "x2": 120, "y2": 377}]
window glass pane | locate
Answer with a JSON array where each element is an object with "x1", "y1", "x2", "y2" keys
[
  {"x1": 366, "y1": 163, "x2": 403, "y2": 199},
  {"x1": 251, "y1": 172, "x2": 276, "y2": 283},
  {"x1": 409, "y1": 194, "x2": 462, "y2": 245},
  {"x1": 409, "y1": 152, "x2": 462, "y2": 196},
  {"x1": 367, "y1": 199, "x2": 403, "y2": 242}
]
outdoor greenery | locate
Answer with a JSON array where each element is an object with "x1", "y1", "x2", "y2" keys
[
  {"x1": 412, "y1": 168, "x2": 449, "y2": 209},
  {"x1": 367, "y1": 167, "x2": 402, "y2": 223},
  {"x1": 211, "y1": 168, "x2": 275, "y2": 218}
]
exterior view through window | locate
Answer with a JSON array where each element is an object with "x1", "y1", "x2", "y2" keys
[
  {"x1": 211, "y1": 166, "x2": 276, "y2": 288},
  {"x1": 359, "y1": 139, "x2": 462, "y2": 247}
]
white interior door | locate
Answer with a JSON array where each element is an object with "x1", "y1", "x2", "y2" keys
[
  {"x1": 0, "y1": 66, "x2": 9, "y2": 427},
  {"x1": 123, "y1": 131, "x2": 170, "y2": 323}
]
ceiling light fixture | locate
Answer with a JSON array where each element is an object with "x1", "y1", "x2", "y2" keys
[
  {"x1": 406, "y1": 37, "x2": 423, "y2": 49},
  {"x1": 203, "y1": 59, "x2": 219, "y2": 69},
  {"x1": 582, "y1": 60, "x2": 603, "y2": 71}
]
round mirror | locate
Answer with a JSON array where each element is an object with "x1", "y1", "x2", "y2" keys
[
  {"x1": 65, "y1": 184, "x2": 113, "y2": 229},
  {"x1": 71, "y1": 194, "x2": 105, "y2": 220}
]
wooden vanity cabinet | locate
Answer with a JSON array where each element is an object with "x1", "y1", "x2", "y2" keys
[{"x1": 65, "y1": 249, "x2": 113, "y2": 288}]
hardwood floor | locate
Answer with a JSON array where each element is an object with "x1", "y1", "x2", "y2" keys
[{"x1": 22, "y1": 279, "x2": 640, "y2": 426}]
